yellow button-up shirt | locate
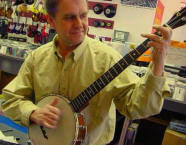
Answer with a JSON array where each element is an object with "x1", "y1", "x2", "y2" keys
[{"x1": 2, "y1": 35, "x2": 170, "y2": 145}]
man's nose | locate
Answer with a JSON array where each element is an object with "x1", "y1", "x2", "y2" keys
[{"x1": 74, "y1": 17, "x2": 83, "y2": 28}]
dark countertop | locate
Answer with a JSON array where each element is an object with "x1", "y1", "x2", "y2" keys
[{"x1": 163, "y1": 98, "x2": 186, "y2": 115}]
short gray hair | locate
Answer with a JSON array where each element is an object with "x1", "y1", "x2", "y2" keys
[
  {"x1": 45, "y1": 0, "x2": 88, "y2": 18},
  {"x1": 45, "y1": 0, "x2": 59, "y2": 18}
]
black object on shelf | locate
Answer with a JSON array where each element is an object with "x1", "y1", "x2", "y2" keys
[
  {"x1": 14, "y1": 0, "x2": 34, "y2": 6},
  {"x1": 93, "y1": 4, "x2": 103, "y2": 14},
  {"x1": 0, "y1": 19, "x2": 8, "y2": 39},
  {"x1": 178, "y1": 66, "x2": 186, "y2": 78}
]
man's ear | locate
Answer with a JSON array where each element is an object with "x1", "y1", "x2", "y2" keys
[{"x1": 47, "y1": 15, "x2": 56, "y2": 29}]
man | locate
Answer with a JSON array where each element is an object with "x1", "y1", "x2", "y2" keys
[{"x1": 2, "y1": 0, "x2": 172, "y2": 144}]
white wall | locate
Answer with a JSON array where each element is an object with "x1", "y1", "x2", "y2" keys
[
  {"x1": 161, "y1": 0, "x2": 186, "y2": 41},
  {"x1": 88, "y1": 0, "x2": 155, "y2": 44},
  {"x1": 114, "y1": 5, "x2": 155, "y2": 43},
  {"x1": 88, "y1": 0, "x2": 186, "y2": 43}
]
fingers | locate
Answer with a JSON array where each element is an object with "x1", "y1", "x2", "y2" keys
[
  {"x1": 47, "y1": 104, "x2": 61, "y2": 116},
  {"x1": 141, "y1": 33, "x2": 163, "y2": 43},
  {"x1": 147, "y1": 41, "x2": 162, "y2": 49},
  {"x1": 152, "y1": 25, "x2": 172, "y2": 40},
  {"x1": 43, "y1": 121, "x2": 57, "y2": 129},
  {"x1": 39, "y1": 109, "x2": 60, "y2": 129},
  {"x1": 141, "y1": 25, "x2": 172, "y2": 42},
  {"x1": 43, "y1": 110, "x2": 60, "y2": 121},
  {"x1": 50, "y1": 97, "x2": 59, "y2": 106},
  {"x1": 30, "y1": 99, "x2": 61, "y2": 129},
  {"x1": 38, "y1": 110, "x2": 59, "y2": 129},
  {"x1": 43, "y1": 116, "x2": 58, "y2": 129},
  {"x1": 41, "y1": 103, "x2": 61, "y2": 129}
]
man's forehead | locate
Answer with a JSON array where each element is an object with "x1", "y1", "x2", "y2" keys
[{"x1": 57, "y1": 1, "x2": 88, "y2": 16}]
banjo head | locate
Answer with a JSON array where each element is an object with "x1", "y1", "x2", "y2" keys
[{"x1": 29, "y1": 95, "x2": 76, "y2": 145}]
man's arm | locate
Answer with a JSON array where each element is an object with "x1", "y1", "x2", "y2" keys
[
  {"x1": 141, "y1": 25, "x2": 172, "y2": 76},
  {"x1": 2, "y1": 52, "x2": 61, "y2": 128},
  {"x1": 2, "y1": 53, "x2": 39, "y2": 126},
  {"x1": 112, "y1": 26, "x2": 172, "y2": 119}
]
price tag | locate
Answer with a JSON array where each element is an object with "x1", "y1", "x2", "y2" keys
[
  {"x1": 27, "y1": 18, "x2": 33, "y2": 25},
  {"x1": 0, "y1": 45, "x2": 8, "y2": 54}
]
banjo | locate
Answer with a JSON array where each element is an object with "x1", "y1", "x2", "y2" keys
[{"x1": 29, "y1": 7, "x2": 186, "y2": 145}]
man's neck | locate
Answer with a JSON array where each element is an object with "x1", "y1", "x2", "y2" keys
[{"x1": 58, "y1": 41, "x2": 77, "y2": 59}]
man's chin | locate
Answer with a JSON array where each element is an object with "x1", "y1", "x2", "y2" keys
[{"x1": 70, "y1": 38, "x2": 85, "y2": 46}]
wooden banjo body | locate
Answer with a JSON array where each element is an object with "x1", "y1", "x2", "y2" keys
[
  {"x1": 29, "y1": 95, "x2": 86, "y2": 145},
  {"x1": 28, "y1": 7, "x2": 186, "y2": 145}
]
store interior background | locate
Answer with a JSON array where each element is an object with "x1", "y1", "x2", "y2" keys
[
  {"x1": 0, "y1": 0, "x2": 185, "y2": 145},
  {"x1": 88, "y1": 0, "x2": 186, "y2": 43}
]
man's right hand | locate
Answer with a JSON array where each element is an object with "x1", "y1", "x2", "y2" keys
[{"x1": 30, "y1": 98, "x2": 61, "y2": 129}]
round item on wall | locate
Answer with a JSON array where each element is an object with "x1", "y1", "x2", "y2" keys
[
  {"x1": 107, "y1": 22, "x2": 112, "y2": 27},
  {"x1": 93, "y1": 20, "x2": 100, "y2": 27},
  {"x1": 104, "y1": 5, "x2": 116, "y2": 18},
  {"x1": 100, "y1": 21, "x2": 106, "y2": 27},
  {"x1": 93, "y1": 4, "x2": 103, "y2": 14}
]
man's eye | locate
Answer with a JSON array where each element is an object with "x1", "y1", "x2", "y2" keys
[
  {"x1": 66, "y1": 16, "x2": 75, "y2": 20},
  {"x1": 81, "y1": 13, "x2": 87, "y2": 19}
]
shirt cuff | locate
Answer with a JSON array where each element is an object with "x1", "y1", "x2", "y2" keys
[
  {"x1": 20, "y1": 101, "x2": 39, "y2": 127},
  {"x1": 144, "y1": 64, "x2": 171, "y2": 98}
]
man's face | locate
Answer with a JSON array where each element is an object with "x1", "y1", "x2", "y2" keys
[{"x1": 49, "y1": 0, "x2": 88, "y2": 47}]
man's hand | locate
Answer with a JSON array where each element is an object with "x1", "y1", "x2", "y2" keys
[
  {"x1": 141, "y1": 25, "x2": 172, "y2": 76},
  {"x1": 30, "y1": 98, "x2": 61, "y2": 129}
]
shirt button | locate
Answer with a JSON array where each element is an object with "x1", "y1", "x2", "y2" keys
[{"x1": 62, "y1": 87, "x2": 66, "y2": 93}]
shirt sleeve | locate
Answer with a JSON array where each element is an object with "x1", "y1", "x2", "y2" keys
[
  {"x1": 111, "y1": 61, "x2": 171, "y2": 120},
  {"x1": 1, "y1": 53, "x2": 39, "y2": 127}
]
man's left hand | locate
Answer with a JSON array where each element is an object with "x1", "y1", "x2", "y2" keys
[{"x1": 141, "y1": 25, "x2": 172, "y2": 76}]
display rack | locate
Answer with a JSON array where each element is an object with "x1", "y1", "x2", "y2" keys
[{"x1": 0, "y1": 54, "x2": 24, "y2": 75}]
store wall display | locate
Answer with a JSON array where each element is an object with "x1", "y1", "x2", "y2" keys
[
  {"x1": 88, "y1": 1, "x2": 117, "y2": 18},
  {"x1": 0, "y1": 0, "x2": 50, "y2": 44},
  {"x1": 112, "y1": 30, "x2": 129, "y2": 43},
  {"x1": 0, "y1": 39, "x2": 38, "y2": 58},
  {"x1": 87, "y1": 1, "x2": 118, "y2": 44},
  {"x1": 87, "y1": 33, "x2": 111, "y2": 41},
  {"x1": 93, "y1": 3, "x2": 103, "y2": 14},
  {"x1": 104, "y1": 5, "x2": 116, "y2": 18},
  {"x1": 88, "y1": 17, "x2": 114, "y2": 29}
]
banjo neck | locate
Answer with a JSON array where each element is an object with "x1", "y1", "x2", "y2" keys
[{"x1": 70, "y1": 38, "x2": 150, "y2": 113}]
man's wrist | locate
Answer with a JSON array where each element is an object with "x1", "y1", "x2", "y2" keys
[
  {"x1": 152, "y1": 63, "x2": 164, "y2": 76},
  {"x1": 29, "y1": 109, "x2": 37, "y2": 124}
]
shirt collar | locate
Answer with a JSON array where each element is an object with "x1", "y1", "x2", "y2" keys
[
  {"x1": 52, "y1": 34, "x2": 88, "y2": 62},
  {"x1": 73, "y1": 35, "x2": 88, "y2": 62}
]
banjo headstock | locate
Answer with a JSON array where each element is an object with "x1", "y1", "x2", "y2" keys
[{"x1": 166, "y1": 6, "x2": 186, "y2": 29}]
